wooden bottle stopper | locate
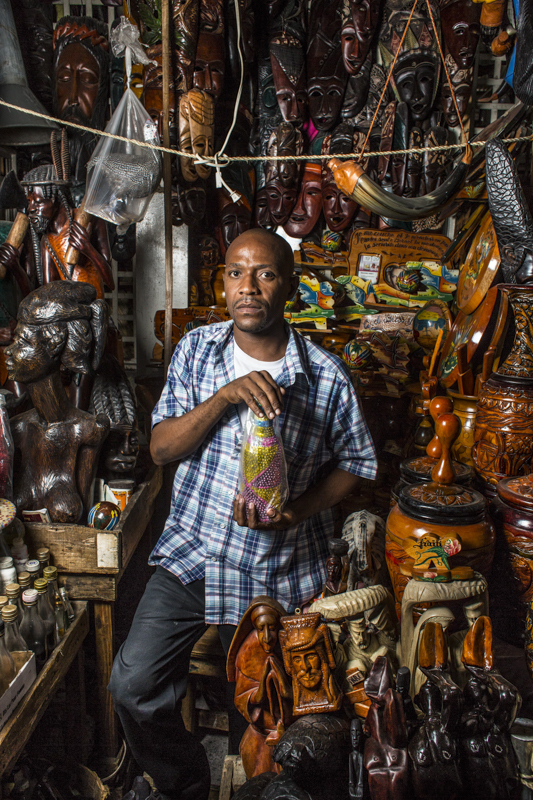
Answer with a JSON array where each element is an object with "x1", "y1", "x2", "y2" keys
[
  {"x1": 421, "y1": 376, "x2": 438, "y2": 414},
  {"x1": 426, "y1": 396, "x2": 454, "y2": 458},
  {"x1": 419, "y1": 621, "x2": 448, "y2": 671},
  {"x1": 431, "y1": 413, "x2": 460, "y2": 486}
]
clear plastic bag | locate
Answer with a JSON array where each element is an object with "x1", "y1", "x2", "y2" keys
[
  {"x1": 238, "y1": 409, "x2": 289, "y2": 523},
  {"x1": 84, "y1": 88, "x2": 162, "y2": 233}
]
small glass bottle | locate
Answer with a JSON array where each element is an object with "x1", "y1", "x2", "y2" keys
[
  {"x1": 43, "y1": 566, "x2": 63, "y2": 609},
  {"x1": 10, "y1": 537, "x2": 28, "y2": 574},
  {"x1": 25, "y1": 560, "x2": 40, "y2": 588},
  {"x1": 54, "y1": 594, "x2": 67, "y2": 641},
  {"x1": 0, "y1": 596, "x2": 7, "y2": 613},
  {"x1": 0, "y1": 393, "x2": 14, "y2": 501},
  {"x1": 0, "y1": 619, "x2": 15, "y2": 692},
  {"x1": 36, "y1": 547, "x2": 50, "y2": 577},
  {"x1": 0, "y1": 557, "x2": 17, "y2": 593},
  {"x1": 59, "y1": 587, "x2": 75, "y2": 626},
  {"x1": 5, "y1": 583, "x2": 23, "y2": 623},
  {"x1": 18, "y1": 571, "x2": 31, "y2": 591},
  {"x1": 34, "y1": 578, "x2": 57, "y2": 651},
  {"x1": 20, "y1": 589, "x2": 47, "y2": 670},
  {"x1": 2, "y1": 603, "x2": 28, "y2": 653}
]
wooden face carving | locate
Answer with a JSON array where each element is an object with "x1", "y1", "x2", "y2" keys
[
  {"x1": 441, "y1": 0, "x2": 481, "y2": 70},
  {"x1": 254, "y1": 187, "x2": 273, "y2": 229},
  {"x1": 307, "y1": 72, "x2": 347, "y2": 132},
  {"x1": 270, "y1": 37, "x2": 307, "y2": 127},
  {"x1": 341, "y1": 0, "x2": 383, "y2": 75},
  {"x1": 322, "y1": 166, "x2": 358, "y2": 232},
  {"x1": 219, "y1": 200, "x2": 251, "y2": 252},
  {"x1": 266, "y1": 184, "x2": 299, "y2": 227},
  {"x1": 441, "y1": 78, "x2": 471, "y2": 127},
  {"x1": 55, "y1": 42, "x2": 100, "y2": 124},
  {"x1": 393, "y1": 55, "x2": 438, "y2": 123},
  {"x1": 193, "y1": 31, "x2": 225, "y2": 102},
  {"x1": 284, "y1": 164, "x2": 323, "y2": 238}
]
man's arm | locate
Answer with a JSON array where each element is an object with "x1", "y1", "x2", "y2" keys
[
  {"x1": 150, "y1": 370, "x2": 286, "y2": 465},
  {"x1": 233, "y1": 467, "x2": 360, "y2": 531}
]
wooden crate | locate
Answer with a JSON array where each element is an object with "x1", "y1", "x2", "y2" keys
[
  {"x1": 0, "y1": 601, "x2": 89, "y2": 776},
  {"x1": 22, "y1": 466, "x2": 163, "y2": 601},
  {"x1": 219, "y1": 756, "x2": 246, "y2": 800}
]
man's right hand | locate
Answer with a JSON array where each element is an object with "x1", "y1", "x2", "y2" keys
[{"x1": 218, "y1": 371, "x2": 285, "y2": 420}]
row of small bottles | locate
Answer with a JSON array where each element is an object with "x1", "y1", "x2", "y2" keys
[
  {"x1": 0, "y1": 558, "x2": 75, "y2": 693},
  {"x1": 0, "y1": 543, "x2": 51, "y2": 593}
]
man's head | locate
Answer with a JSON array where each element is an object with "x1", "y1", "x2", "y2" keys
[{"x1": 224, "y1": 229, "x2": 297, "y2": 335}]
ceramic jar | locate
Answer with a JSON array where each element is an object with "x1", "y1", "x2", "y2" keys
[{"x1": 447, "y1": 389, "x2": 477, "y2": 467}]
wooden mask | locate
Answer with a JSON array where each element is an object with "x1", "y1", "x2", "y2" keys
[
  {"x1": 179, "y1": 88, "x2": 214, "y2": 182},
  {"x1": 441, "y1": 0, "x2": 481, "y2": 70},
  {"x1": 270, "y1": 33, "x2": 307, "y2": 127},
  {"x1": 264, "y1": 122, "x2": 302, "y2": 227},
  {"x1": 193, "y1": 30, "x2": 225, "y2": 102},
  {"x1": 307, "y1": 0, "x2": 347, "y2": 132},
  {"x1": 341, "y1": 0, "x2": 383, "y2": 76},
  {"x1": 321, "y1": 163, "x2": 359, "y2": 232},
  {"x1": 284, "y1": 163, "x2": 323, "y2": 238},
  {"x1": 142, "y1": 46, "x2": 177, "y2": 144}
]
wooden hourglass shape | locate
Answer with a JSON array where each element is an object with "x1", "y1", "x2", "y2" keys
[
  {"x1": 426, "y1": 396, "x2": 454, "y2": 459},
  {"x1": 431, "y1": 413, "x2": 461, "y2": 488}
]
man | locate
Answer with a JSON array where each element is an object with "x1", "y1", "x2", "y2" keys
[{"x1": 109, "y1": 229, "x2": 376, "y2": 800}]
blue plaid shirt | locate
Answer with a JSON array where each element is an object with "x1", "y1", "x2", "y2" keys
[{"x1": 150, "y1": 321, "x2": 377, "y2": 624}]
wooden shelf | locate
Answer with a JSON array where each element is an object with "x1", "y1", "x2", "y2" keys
[{"x1": 0, "y1": 601, "x2": 89, "y2": 776}]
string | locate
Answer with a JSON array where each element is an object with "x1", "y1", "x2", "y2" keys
[
  {"x1": 359, "y1": 0, "x2": 420, "y2": 158},
  {"x1": 0, "y1": 96, "x2": 529, "y2": 163}
]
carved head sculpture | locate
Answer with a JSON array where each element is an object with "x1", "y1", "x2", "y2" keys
[
  {"x1": 217, "y1": 176, "x2": 253, "y2": 255},
  {"x1": 142, "y1": 47, "x2": 177, "y2": 144},
  {"x1": 89, "y1": 354, "x2": 139, "y2": 477},
  {"x1": 321, "y1": 163, "x2": 359, "y2": 232},
  {"x1": 307, "y1": 0, "x2": 347, "y2": 132},
  {"x1": 227, "y1": 595, "x2": 288, "y2": 681},
  {"x1": 264, "y1": 122, "x2": 303, "y2": 227},
  {"x1": 341, "y1": 0, "x2": 383, "y2": 76},
  {"x1": 270, "y1": 33, "x2": 307, "y2": 127},
  {"x1": 254, "y1": 187, "x2": 274, "y2": 229},
  {"x1": 284, "y1": 163, "x2": 323, "y2": 239},
  {"x1": 200, "y1": 235, "x2": 220, "y2": 269},
  {"x1": 441, "y1": 67, "x2": 472, "y2": 127},
  {"x1": 179, "y1": 88, "x2": 215, "y2": 182},
  {"x1": 5, "y1": 281, "x2": 107, "y2": 386},
  {"x1": 393, "y1": 51, "x2": 439, "y2": 123},
  {"x1": 273, "y1": 715, "x2": 351, "y2": 789},
  {"x1": 486, "y1": 137, "x2": 533, "y2": 285},
  {"x1": 177, "y1": 182, "x2": 207, "y2": 225},
  {"x1": 53, "y1": 16, "x2": 110, "y2": 131},
  {"x1": 257, "y1": 57, "x2": 283, "y2": 154},
  {"x1": 193, "y1": 31, "x2": 225, "y2": 103},
  {"x1": 21, "y1": 164, "x2": 71, "y2": 237},
  {"x1": 280, "y1": 611, "x2": 342, "y2": 715},
  {"x1": 441, "y1": 0, "x2": 481, "y2": 70}
]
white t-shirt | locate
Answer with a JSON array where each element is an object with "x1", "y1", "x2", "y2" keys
[{"x1": 233, "y1": 340, "x2": 286, "y2": 428}]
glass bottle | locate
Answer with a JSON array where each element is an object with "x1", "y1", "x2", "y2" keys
[
  {"x1": 240, "y1": 413, "x2": 288, "y2": 522},
  {"x1": 36, "y1": 547, "x2": 50, "y2": 577},
  {"x1": 0, "y1": 393, "x2": 14, "y2": 501},
  {"x1": 5, "y1": 582, "x2": 23, "y2": 622},
  {"x1": 25, "y1": 560, "x2": 40, "y2": 588},
  {"x1": 10, "y1": 537, "x2": 28, "y2": 574},
  {"x1": 34, "y1": 578, "x2": 57, "y2": 651},
  {"x1": 43, "y1": 566, "x2": 65, "y2": 612},
  {"x1": 20, "y1": 589, "x2": 47, "y2": 670},
  {"x1": 18, "y1": 571, "x2": 31, "y2": 591},
  {"x1": 0, "y1": 619, "x2": 15, "y2": 692},
  {"x1": 0, "y1": 557, "x2": 17, "y2": 593},
  {"x1": 54, "y1": 594, "x2": 67, "y2": 641},
  {"x1": 2, "y1": 603, "x2": 28, "y2": 653},
  {"x1": 59, "y1": 587, "x2": 75, "y2": 626},
  {"x1": 0, "y1": 596, "x2": 7, "y2": 611}
]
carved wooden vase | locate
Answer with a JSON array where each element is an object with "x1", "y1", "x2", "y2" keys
[
  {"x1": 474, "y1": 286, "x2": 533, "y2": 494},
  {"x1": 447, "y1": 389, "x2": 477, "y2": 467}
]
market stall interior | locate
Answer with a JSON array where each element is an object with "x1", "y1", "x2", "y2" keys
[{"x1": 1, "y1": 0, "x2": 533, "y2": 797}]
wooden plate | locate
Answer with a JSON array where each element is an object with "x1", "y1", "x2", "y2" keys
[
  {"x1": 412, "y1": 299, "x2": 453, "y2": 351},
  {"x1": 438, "y1": 286, "x2": 499, "y2": 388},
  {"x1": 456, "y1": 212, "x2": 500, "y2": 315}
]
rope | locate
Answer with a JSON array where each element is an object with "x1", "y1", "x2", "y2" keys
[
  {"x1": 359, "y1": 0, "x2": 419, "y2": 158},
  {"x1": 0, "y1": 97, "x2": 530, "y2": 163}
]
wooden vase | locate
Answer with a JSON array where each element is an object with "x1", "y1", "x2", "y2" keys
[
  {"x1": 447, "y1": 389, "x2": 477, "y2": 467},
  {"x1": 474, "y1": 285, "x2": 533, "y2": 494}
]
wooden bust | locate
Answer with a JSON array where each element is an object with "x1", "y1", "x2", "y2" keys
[
  {"x1": 279, "y1": 611, "x2": 342, "y2": 716},
  {"x1": 5, "y1": 281, "x2": 109, "y2": 523},
  {"x1": 227, "y1": 596, "x2": 293, "y2": 779}
]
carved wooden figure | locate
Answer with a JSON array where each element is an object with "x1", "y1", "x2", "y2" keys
[
  {"x1": 363, "y1": 656, "x2": 410, "y2": 800},
  {"x1": 264, "y1": 122, "x2": 302, "y2": 227},
  {"x1": 284, "y1": 163, "x2": 323, "y2": 239},
  {"x1": 5, "y1": 282, "x2": 109, "y2": 523},
  {"x1": 341, "y1": 0, "x2": 383, "y2": 77},
  {"x1": 279, "y1": 611, "x2": 342, "y2": 716},
  {"x1": 227, "y1": 596, "x2": 293, "y2": 780},
  {"x1": 270, "y1": 32, "x2": 307, "y2": 127},
  {"x1": 306, "y1": 0, "x2": 347, "y2": 132},
  {"x1": 178, "y1": 88, "x2": 214, "y2": 182},
  {"x1": 323, "y1": 537, "x2": 350, "y2": 597}
]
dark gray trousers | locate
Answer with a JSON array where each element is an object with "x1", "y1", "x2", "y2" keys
[{"x1": 108, "y1": 566, "x2": 245, "y2": 800}]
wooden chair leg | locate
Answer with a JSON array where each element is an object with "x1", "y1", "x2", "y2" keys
[{"x1": 182, "y1": 677, "x2": 197, "y2": 736}]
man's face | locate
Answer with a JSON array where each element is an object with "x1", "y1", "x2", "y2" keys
[
  {"x1": 254, "y1": 612, "x2": 279, "y2": 653},
  {"x1": 224, "y1": 235, "x2": 295, "y2": 334},
  {"x1": 284, "y1": 169, "x2": 323, "y2": 238},
  {"x1": 395, "y1": 61, "x2": 436, "y2": 123},
  {"x1": 56, "y1": 42, "x2": 100, "y2": 123},
  {"x1": 351, "y1": 626, "x2": 370, "y2": 649},
  {"x1": 291, "y1": 649, "x2": 322, "y2": 689},
  {"x1": 27, "y1": 188, "x2": 57, "y2": 234},
  {"x1": 326, "y1": 556, "x2": 341, "y2": 583},
  {"x1": 193, "y1": 32, "x2": 225, "y2": 102},
  {"x1": 341, "y1": 0, "x2": 381, "y2": 75}
]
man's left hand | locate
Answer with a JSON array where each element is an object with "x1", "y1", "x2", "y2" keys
[{"x1": 233, "y1": 494, "x2": 299, "y2": 531}]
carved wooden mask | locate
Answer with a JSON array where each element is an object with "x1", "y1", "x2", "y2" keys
[
  {"x1": 284, "y1": 163, "x2": 323, "y2": 238},
  {"x1": 270, "y1": 33, "x2": 307, "y2": 127},
  {"x1": 341, "y1": 0, "x2": 383, "y2": 76}
]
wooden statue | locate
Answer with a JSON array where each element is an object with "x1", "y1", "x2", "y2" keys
[
  {"x1": 256, "y1": 56, "x2": 283, "y2": 157},
  {"x1": 321, "y1": 162, "x2": 359, "y2": 240},
  {"x1": 460, "y1": 616, "x2": 521, "y2": 799},
  {"x1": 227, "y1": 596, "x2": 293, "y2": 780},
  {"x1": 216, "y1": 164, "x2": 253, "y2": 255},
  {"x1": 323, "y1": 538, "x2": 350, "y2": 597},
  {"x1": 279, "y1": 611, "x2": 342, "y2": 716},
  {"x1": 349, "y1": 719, "x2": 367, "y2": 800},
  {"x1": 306, "y1": 0, "x2": 347, "y2": 132},
  {"x1": 179, "y1": 88, "x2": 214, "y2": 182},
  {"x1": 341, "y1": 510, "x2": 389, "y2": 590},
  {"x1": 5, "y1": 282, "x2": 109, "y2": 523},
  {"x1": 19, "y1": 161, "x2": 114, "y2": 299},
  {"x1": 409, "y1": 622, "x2": 464, "y2": 800},
  {"x1": 363, "y1": 656, "x2": 410, "y2": 800},
  {"x1": 284, "y1": 163, "x2": 323, "y2": 239}
]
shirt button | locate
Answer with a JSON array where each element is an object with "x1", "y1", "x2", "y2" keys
[
  {"x1": 211, "y1": 557, "x2": 217, "y2": 562},
  {"x1": 219, "y1": 524, "x2": 225, "y2": 529}
]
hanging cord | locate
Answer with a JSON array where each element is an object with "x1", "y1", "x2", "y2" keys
[
  {"x1": 359, "y1": 0, "x2": 420, "y2": 158},
  {"x1": 425, "y1": 0, "x2": 469, "y2": 144}
]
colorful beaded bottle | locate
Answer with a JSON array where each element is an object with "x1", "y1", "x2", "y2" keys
[{"x1": 240, "y1": 413, "x2": 288, "y2": 523}]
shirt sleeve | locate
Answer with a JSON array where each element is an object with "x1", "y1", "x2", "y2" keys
[
  {"x1": 329, "y1": 375, "x2": 378, "y2": 480},
  {"x1": 151, "y1": 335, "x2": 193, "y2": 428}
]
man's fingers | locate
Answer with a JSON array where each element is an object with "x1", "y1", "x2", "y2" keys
[
  {"x1": 244, "y1": 373, "x2": 284, "y2": 420},
  {"x1": 233, "y1": 494, "x2": 248, "y2": 527}
]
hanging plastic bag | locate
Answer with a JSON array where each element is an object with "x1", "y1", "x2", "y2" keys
[
  {"x1": 84, "y1": 88, "x2": 162, "y2": 232},
  {"x1": 238, "y1": 408, "x2": 289, "y2": 524}
]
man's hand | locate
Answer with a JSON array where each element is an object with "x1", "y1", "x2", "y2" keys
[
  {"x1": 219, "y1": 371, "x2": 285, "y2": 420},
  {"x1": 233, "y1": 494, "x2": 298, "y2": 530}
]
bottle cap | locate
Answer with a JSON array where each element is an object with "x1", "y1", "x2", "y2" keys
[
  {"x1": 18, "y1": 572, "x2": 30, "y2": 588},
  {"x1": 2, "y1": 604, "x2": 17, "y2": 623},
  {"x1": 0, "y1": 596, "x2": 7, "y2": 607},
  {"x1": 26, "y1": 560, "x2": 40, "y2": 573},
  {"x1": 0, "y1": 557, "x2": 14, "y2": 569},
  {"x1": 34, "y1": 578, "x2": 48, "y2": 593},
  {"x1": 36, "y1": 547, "x2": 50, "y2": 561},
  {"x1": 11, "y1": 537, "x2": 24, "y2": 548},
  {"x1": 22, "y1": 589, "x2": 38, "y2": 605},
  {"x1": 5, "y1": 583, "x2": 20, "y2": 599},
  {"x1": 43, "y1": 566, "x2": 57, "y2": 580}
]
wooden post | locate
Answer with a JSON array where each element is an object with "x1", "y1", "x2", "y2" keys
[
  {"x1": 94, "y1": 601, "x2": 117, "y2": 756},
  {"x1": 162, "y1": 0, "x2": 173, "y2": 374}
]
